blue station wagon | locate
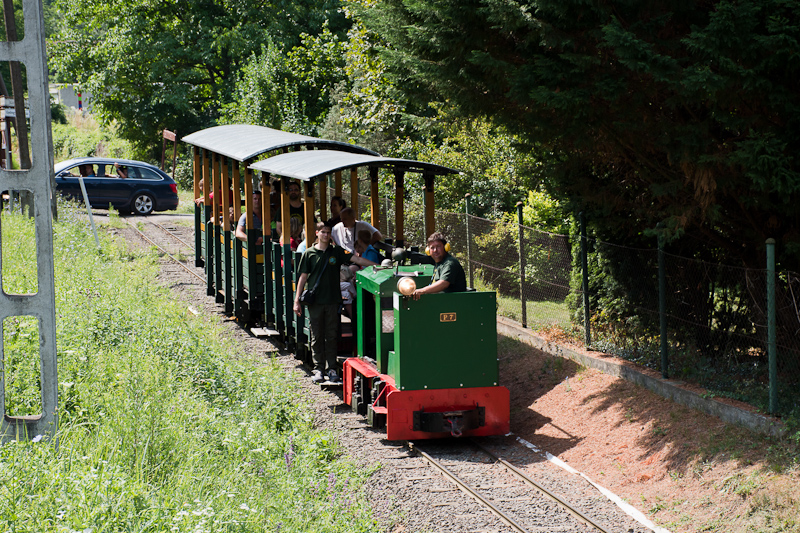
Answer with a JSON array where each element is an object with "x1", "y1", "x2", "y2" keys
[{"x1": 54, "y1": 157, "x2": 179, "y2": 215}]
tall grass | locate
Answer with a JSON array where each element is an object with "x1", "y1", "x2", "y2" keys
[{"x1": 0, "y1": 205, "x2": 378, "y2": 531}]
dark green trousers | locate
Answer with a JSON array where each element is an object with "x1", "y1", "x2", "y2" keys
[{"x1": 307, "y1": 303, "x2": 340, "y2": 372}]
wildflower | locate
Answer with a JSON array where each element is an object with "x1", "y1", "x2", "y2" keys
[
  {"x1": 284, "y1": 452, "x2": 292, "y2": 471},
  {"x1": 284, "y1": 436, "x2": 295, "y2": 471},
  {"x1": 31, "y1": 435, "x2": 43, "y2": 443}
]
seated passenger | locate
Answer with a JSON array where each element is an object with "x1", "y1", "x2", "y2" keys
[
  {"x1": 296, "y1": 237, "x2": 309, "y2": 253},
  {"x1": 274, "y1": 181, "x2": 305, "y2": 237},
  {"x1": 340, "y1": 265, "x2": 356, "y2": 319},
  {"x1": 194, "y1": 179, "x2": 205, "y2": 205},
  {"x1": 349, "y1": 230, "x2": 381, "y2": 276},
  {"x1": 79, "y1": 164, "x2": 95, "y2": 177},
  {"x1": 324, "y1": 196, "x2": 346, "y2": 228},
  {"x1": 354, "y1": 229, "x2": 383, "y2": 264},
  {"x1": 196, "y1": 183, "x2": 235, "y2": 214},
  {"x1": 289, "y1": 217, "x2": 304, "y2": 251},
  {"x1": 114, "y1": 162, "x2": 128, "y2": 178},
  {"x1": 235, "y1": 190, "x2": 263, "y2": 245},
  {"x1": 331, "y1": 207, "x2": 383, "y2": 253},
  {"x1": 412, "y1": 232, "x2": 467, "y2": 299}
]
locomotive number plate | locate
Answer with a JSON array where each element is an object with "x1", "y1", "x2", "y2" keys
[{"x1": 440, "y1": 312, "x2": 457, "y2": 322}]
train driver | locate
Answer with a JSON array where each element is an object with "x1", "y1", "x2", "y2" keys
[{"x1": 412, "y1": 232, "x2": 467, "y2": 299}]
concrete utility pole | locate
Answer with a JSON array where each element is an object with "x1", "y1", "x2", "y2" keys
[{"x1": 0, "y1": 0, "x2": 59, "y2": 442}]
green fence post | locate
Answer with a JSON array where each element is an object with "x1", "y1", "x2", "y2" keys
[
  {"x1": 579, "y1": 212, "x2": 591, "y2": 348},
  {"x1": 517, "y1": 201, "x2": 527, "y2": 328},
  {"x1": 767, "y1": 238, "x2": 777, "y2": 414},
  {"x1": 658, "y1": 232, "x2": 669, "y2": 378},
  {"x1": 465, "y1": 193, "x2": 474, "y2": 289}
]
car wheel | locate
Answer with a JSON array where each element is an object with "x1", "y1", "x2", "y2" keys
[{"x1": 132, "y1": 193, "x2": 154, "y2": 215}]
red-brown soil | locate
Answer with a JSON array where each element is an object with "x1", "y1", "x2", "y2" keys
[{"x1": 500, "y1": 333, "x2": 800, "y2": 532}]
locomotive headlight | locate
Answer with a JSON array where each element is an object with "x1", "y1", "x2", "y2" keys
[{"x1": 397, "y1": 277, "x2": 417, "y2": 296}]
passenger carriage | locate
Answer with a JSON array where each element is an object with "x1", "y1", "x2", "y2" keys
[{"x1": 182, "y1": 125, "x2": 377, "y2": 326}]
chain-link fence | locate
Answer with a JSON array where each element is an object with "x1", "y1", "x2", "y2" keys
[{"x1": 313, "y1": 181, "x2": 799, "y2": 419}]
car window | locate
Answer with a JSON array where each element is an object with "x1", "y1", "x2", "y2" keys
[
  {"x1": 125, "y1": 166, "x2": 141, "y2": 179},
  {"x1": 59, "y1": 164, "x2": 98, "y2": 177},
  {"x1": 56, "y1": 166, "x2": 79, "y2": 178},
  {"x1": 138, "y1": 167, "x2": 162, "y2": 181}
]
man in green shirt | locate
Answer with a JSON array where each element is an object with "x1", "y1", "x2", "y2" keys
[
  {"x1": 294, "y1": 223, "x2": 374, "y2": 383},
  {"x1": 413, "y1": 232, "x2": 467, "y2": 299}
]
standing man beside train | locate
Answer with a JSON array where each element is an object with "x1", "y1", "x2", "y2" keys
[
  {"x1": 412, "y1": 232, "x2": 467, "y2": 299},
  {"x1": 294, "y1": 222, "x2": 375, "y2": 384}
]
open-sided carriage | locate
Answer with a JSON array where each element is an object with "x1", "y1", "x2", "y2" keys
[{"x1": 182, "y1": 125, "x2": 377, "y2": 329}]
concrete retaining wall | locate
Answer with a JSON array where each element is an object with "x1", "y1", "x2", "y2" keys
[{"x1": 497, "y1": 316, "x2": 786, "y2": 438}]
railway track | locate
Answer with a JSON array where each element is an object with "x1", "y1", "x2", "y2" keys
[
  {"x1": 148, "y1": 219, "x2": 197, "y2": 251},
  {"x1": 410, "y1": 439, "x2": 614, "y2": 533},
  {"x1": 124, "y1": 218, "x2": 205, "y2": 284}
]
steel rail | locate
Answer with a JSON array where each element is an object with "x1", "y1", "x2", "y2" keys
[
  {"x1": 148, "y1": 220, "x2": 196, "y2": 251},
  {"x1": 410, "y1": 443, "x2": 531, "y2": 533},
  {"x1": 470, "y1": 439, "x2": 612, "y2": 533},
  {"x1": 124, "y1": 220, "x2": 206, "y2": 284}
]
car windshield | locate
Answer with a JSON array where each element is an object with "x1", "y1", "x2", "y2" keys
[{"x1": 54, "y1": 160, "x2": 78, "y2": 173}]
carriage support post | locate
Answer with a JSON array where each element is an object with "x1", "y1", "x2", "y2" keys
[{"x1": 370, "y1": 166, "x2": 380, "y2": 231}]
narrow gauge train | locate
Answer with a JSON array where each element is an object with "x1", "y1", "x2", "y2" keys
[{"x1": 182, "y1": 125, "x2": 510, "y2": 440}]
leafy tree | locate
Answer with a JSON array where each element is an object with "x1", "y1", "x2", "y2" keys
[
  {"x1": 361, "y1": 0, "x2": 800, "y2": 269},
  {"x1": 222, "y1": 27, "x2": 348, "y2": 135},
  {"x1": 392, "y1": 112, "x2": 542, "y2": 218},
  {"x1": 522, "y1": 190, "x2": 569, "y2": 235},
  {"x1": 49, "y1": 0, "x2": 348, "y2": 153},
  {"x1": 320, "y1": 10, "x2": 437, "y2": 153}
]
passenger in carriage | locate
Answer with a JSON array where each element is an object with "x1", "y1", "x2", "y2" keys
[
  {"x1": 348, "y1": 229, "x2": 382, "y2": 276},
  {"x1": 194, "y1": 179, "x2": 205, "y2": 206},
  {"x1": 235, "y1": 190, "x2": 263, "y2": 246},
  {"x1": 268, "y1": 179, "x2": 280, "y2": 240},
  {"x1": 331, "y1": 207, "x2": 383, "y2": 253},
  {"x1": 194, "y1": 179, "x2": 235, "y2": 219},
  {"x1": 289, "y1": 217, "x2": 304, "y2": 251},
  {"x1": 324, "y1": 196, "x2": 346, "y2": 228},
  {"x1": 339, "y1": 265, "x2": 356, "y2": 319},
  {"x1": 294, "y1": 222, "x2": 375, "y2": 384},
  {"x1": 354, "y1": 229, "x2": 383, "y2": 264},
  {"x1": 274, "y1": 181, "x2": 305, "y2": 237},
  {"x1": 412, "y1": 232, "x2": 467, "y2": 299}
]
